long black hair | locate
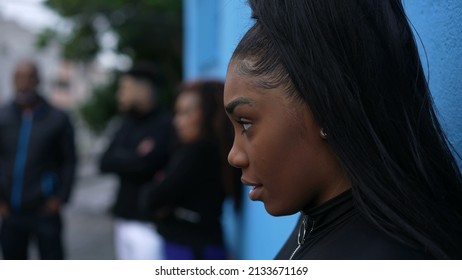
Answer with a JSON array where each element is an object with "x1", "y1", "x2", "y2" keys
[{"x1": 231, "y1": 0, "x2": 462, "y2": 259}]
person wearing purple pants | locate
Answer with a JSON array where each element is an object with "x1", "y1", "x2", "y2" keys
[{"x1": 141, "y1": 80, "x2": 241, "y2": 260}]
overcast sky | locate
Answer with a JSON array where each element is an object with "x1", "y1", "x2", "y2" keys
[
  {"x1": 0, "y1": 0, "x2": 60, "y2": 31},
  {"x1": 0, "y1": 0, "x2": 132, "y2": 69}
]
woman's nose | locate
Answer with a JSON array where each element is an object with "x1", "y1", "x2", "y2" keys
[{"x1": 228, "y1": 140, "x2": 248, "y2": 169}]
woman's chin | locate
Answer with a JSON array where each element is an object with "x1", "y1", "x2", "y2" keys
[{"x1": 263, "y1": 203, "x2": 299, "y2": 217}]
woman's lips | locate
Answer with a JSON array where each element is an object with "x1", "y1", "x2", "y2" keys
[
  {"x1": 241, "y1": 178, "x2": 261, "y2": 186},
  {"x1": 241, "y1": 178, "x2": 263, "y2": 200},
  {"x1": 248, "y1": 185, "x2": 263, "y2": 201}
]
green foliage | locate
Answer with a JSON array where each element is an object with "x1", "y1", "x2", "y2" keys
[
  {"x1": 42, "y1": 0, "x2": 182, "y2": 67},
  {"x1": 35, "y1": 28, "x2": 58, "y2": 49},
  {"x1": 41, "y1": 0, "x2": 182, "y2": 132},
  {"x1": 62, "y1": 22, "x2": 100, "y2": 61},
  {"x1": 78, "y1": 78, "x2": 118, "y2": 134}
]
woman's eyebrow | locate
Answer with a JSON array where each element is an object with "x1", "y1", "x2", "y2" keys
[{"x1": 225, "y1": 97, "x2": 256, "y2": 114}]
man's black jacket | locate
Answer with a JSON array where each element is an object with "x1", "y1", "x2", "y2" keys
[
  {"x1": 0, "y1": 98, "x2": 76, "y2": 214},
  {"x1": 100, "y1": 107, "x2": 174, "y2": 220}
]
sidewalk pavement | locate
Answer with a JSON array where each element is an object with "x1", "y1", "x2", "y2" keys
[{"x1": 63, "y1": 169, "x2": 118, "y2": 260}]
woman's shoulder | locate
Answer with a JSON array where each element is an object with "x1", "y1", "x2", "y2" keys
[
  {"x1": 326, "y1": 214, "x2": 429, "y2": 259},
  {"x1": 172, "y1": 140, "x2": 220, "y2": 168},
  {"x1": 278, "y1": 212, "x2": 430, "y2": 260}
]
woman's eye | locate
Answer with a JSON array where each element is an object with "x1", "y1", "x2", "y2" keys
[{"x1": 237, "y1": 118, "x2": 252, "y2": 135}]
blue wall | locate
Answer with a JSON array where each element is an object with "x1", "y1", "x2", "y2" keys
[
  {"x1": 183, "y1": 0, "x2": 253, "y2": 79},
  {"x1": 183, "y1": 0, "x2": 462, "y2": 259},
  {"x1": 404, "y1": 0, "x2": 462, "y2": 165}
]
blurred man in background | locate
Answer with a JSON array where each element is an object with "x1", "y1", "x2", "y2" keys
[
  {"x1": 100, "y1": 64, "x2": 175, "y2": 260},
  {"x1": 0, "y1": 59, "x2": 77, "y2": 259}
]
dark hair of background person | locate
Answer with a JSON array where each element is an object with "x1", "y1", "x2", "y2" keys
[
  {"x1": 124, "y1": 62, "x2": 165, "y2": 99},
  {"x1": 178, "y1": 80, "x2": 242, "y2": 210},
  {"x1": 231, "y1": 0, "x2": 462, "y2": 259}
]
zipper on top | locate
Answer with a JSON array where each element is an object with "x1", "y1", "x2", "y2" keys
[{"x1": 289, "y1": 214, "x2": 315, "y2": 260}]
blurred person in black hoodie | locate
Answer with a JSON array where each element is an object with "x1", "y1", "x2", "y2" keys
[
  {"x1": 141, "y1": 80, "x2": 241, "y2": 260},
  {"x1": 100, "y1": 64, "x2": 175, "y2": 259}
]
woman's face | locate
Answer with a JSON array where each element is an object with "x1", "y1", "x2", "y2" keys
[
  {"x1": 174, "y1": 91, "x2": 203, "y2": 144},
  {"x1": 224, "y1": 60, "x2": 350, "y2": 216}
]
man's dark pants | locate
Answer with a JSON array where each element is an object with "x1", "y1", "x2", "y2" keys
[{"x1": 0, "y1": 213, "x2": 64, "y2": 259}]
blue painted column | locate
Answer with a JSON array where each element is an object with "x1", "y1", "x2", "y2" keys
[{"x1": 183, "y1": 0, "x2": 254, "y2": 79}]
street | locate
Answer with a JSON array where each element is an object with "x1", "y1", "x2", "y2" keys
[{"x1": 62, "y1": 169, "x2": 117, "y2": 260}]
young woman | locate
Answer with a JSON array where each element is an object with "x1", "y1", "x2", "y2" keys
[
  {"x1": 142, "y1": 80, "x2": 241, "y2": 259},
  {"x1": 224, "y1": 0, "x2": 462, "y2": 259}
]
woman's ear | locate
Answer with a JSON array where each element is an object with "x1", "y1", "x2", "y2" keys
[{"x1": 320, "y1": 128, "x2": 328, "y2": 139}]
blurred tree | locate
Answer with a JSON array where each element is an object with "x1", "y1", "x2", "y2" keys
[
  {"x1": 79, "y1": 77, "x2": 118, "y2": 134},
  {"x1": 39, "y1": 0, "x2": 182, "y2": 134}
]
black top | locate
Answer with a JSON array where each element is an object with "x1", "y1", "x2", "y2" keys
[
  {"x1": 0, "y1": 98, "x2": 76, "y2": 214},
  {"x1": 275, "y1": 190, "x2": 429, "y2": 260},
  {"x1": 142, "y1": 140, "x2": 225, "y2": 247},
  {"x1": 100, "y1": 107, "x2": 174, "y2": 220}
]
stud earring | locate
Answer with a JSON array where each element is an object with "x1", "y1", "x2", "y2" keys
[{"x1": 320, "y1": 128, "x2": 328, "y2": 139}]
